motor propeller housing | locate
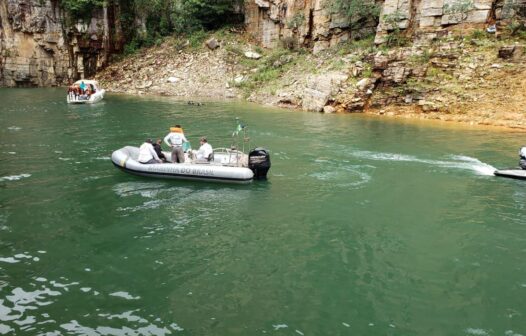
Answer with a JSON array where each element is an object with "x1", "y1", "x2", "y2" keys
[{"x1": 248, "y1": 148, "x2": 271, "y2": 180}]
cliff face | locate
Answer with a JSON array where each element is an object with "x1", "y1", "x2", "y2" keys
[
  {"x1": 1, "y1": 0, "x2": 523, "y2": 88},
  {"x1": 0, "y1": 0, "x2": 123, "y2": 87},
  {"x1": 244, "y1": 0, "x2": 379, "y2": 53},
  {"x1": 244, "y1": 0, "x2": 522, "y2": 51},
  {"x1": 374, "y1": 0, "x2": 497, "y2": 43}
]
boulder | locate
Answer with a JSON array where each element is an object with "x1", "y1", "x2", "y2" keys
[
  {"x1": 356, "y1": 78, "x2": 372, "y2": 91},
  {"x1": 323, "y1": 105, "x2": 336, "y2": 113},
  {"x1": 302, "y1": 72, "x2": 348, "y2": 112},
  {"x1": 135, "y1": 80, "x2": 152, "y2": 89},
  {"x1": 205, "y1": 38, "x2": 220, "y2": 50},
  {"x1": 244, "y1": 51, "x2": 262, "y2": 59},
  {"x1": 373, "y1": 54, "x2": 390, "y2": 70},
  {"x1": 313, "y1": 40, "x2": 330, "y2": 55},
  {"x1": 255, "y1": 0, "x2": 270, "y2": 8},
  {"x1": 498, "y1": 45, "x2": 524, "y2": 61},
  {"x1": 225, "y1": 89, "x2": 236, "y2": 98}
]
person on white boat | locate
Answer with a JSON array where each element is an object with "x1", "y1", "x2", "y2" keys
[
  {"x1": 519, "y1": 146, "x2": 526, "y2": 170},
  {"x1": 164, "y1": 125, "x2": 188, "y2": 163},
  {"x1": 153, "y1": 138, "x2": 167, "y2": 163},
  {"x1": 192, "y1": 136, "x2": 213, "y2": 162},
  {"x1": 138, "y1": 139, "x2": 162, "y2": 164}
]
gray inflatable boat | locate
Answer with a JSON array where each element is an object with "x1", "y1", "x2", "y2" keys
[
  {"x1": 494, "y1": 168, "x2": 526, "y2": 180},
  {"x1": 111, "y1": 146, "x2": 270, "y2": 184}
]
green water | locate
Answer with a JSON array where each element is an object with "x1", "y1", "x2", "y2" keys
[{"x1": 1, "y1": 88, "x2": 525, "y2": 335}]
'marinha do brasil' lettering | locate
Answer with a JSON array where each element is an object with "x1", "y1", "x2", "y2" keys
[{"x1": 147, "y1": 165, "x2": 215, "y2": 176}]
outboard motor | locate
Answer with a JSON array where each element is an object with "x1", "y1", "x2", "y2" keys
[{"x1": 249, "y1": 148, "x2": 271, "y2": 180}]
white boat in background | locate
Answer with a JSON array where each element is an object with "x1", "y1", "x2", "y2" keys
[{"x1": 67, "y1": 80, "x2": 105, "y2": 104}]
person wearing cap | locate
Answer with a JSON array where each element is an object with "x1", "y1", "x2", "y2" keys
[
  {"x1": 194, "y1": 136, "x2": 213, "y2": 162},
  {"x1": 164, "y1": 124, "x2": 189, "y2": 163},
  {"x1": 519, "y1": 146, "x2": 526, "y2": 170},
  {"x1": 138, "y1": 139, "x2": 162, "y2": 164}
]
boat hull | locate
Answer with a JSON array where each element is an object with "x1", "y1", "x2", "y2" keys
[
  {"x1": 67, "y1": 90, "x2": 105, "y2": 104},
  {"x1": 111, "y1": 146, "x2": 254, "y2": 184},
  {"x1": 494, "y1": 169, "x2": 526, "y2": 180}
]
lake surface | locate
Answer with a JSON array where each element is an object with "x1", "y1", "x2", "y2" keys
[{"x1": 1, "y1": 88, "x2": 525, "y2": 336}]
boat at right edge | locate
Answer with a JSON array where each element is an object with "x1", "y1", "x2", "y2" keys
[{"x1": 494, "y1": 169, "x2": 526, "y2": 180}]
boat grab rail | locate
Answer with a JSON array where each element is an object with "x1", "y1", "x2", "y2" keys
[{"x1": 212, "y1": 147, "x2": 246, "y2": 167}]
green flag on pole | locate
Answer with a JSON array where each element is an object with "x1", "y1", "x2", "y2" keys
[{"x1": 233, "y1": 121, "x2": 244, "y2": 136}]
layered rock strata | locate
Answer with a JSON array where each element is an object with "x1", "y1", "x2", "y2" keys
[
  {"x1": 0, "y1": 0, "x2": 122, "y2": 87},
  {"x1": 245, "y1": 0, "x2": 525, "y2": 51},
  {"x1": 244, "y1": 0, "x2": 378, "y2": 52}
]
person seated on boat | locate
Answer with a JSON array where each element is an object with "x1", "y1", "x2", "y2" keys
[
  {"x1": 164, "y1": 125, "x2": 189, "y2": 163},
  {"x1": 67, "y1": 85, "x2": 75, "y2": 100},
  {"x1": 79, "y1": 81, "x2": 86, "y2": 93},
  {"x1": 520, "y1": 146, "x2": 526, "y2": 170},
  {"x1": 153, "y1": 138, "x2": 167, "y2": 163},
  {"x1": 191, "y1": 136, "x2": 213, "y2": 162},
  {"x1": 70, "y1": 85, "x2": 79, "y2": 100},
  {"x1": 89, "y1": 83, "x2": 96, "y2": 93},
  {"x1": 138, "y1": 138, "x2": 162, "y2": 164}
]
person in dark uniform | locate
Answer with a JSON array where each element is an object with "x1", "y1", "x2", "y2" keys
[{"x1": 153, "y1": 139, "x2": 167, "y2": 163}]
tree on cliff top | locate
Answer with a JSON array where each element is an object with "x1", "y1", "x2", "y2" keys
[
  {"x1": 130, "y1": 0, "x2": 242, "y2": 34},
  {"x1": 60, "y1": 0, "x2": 104, "y2": 19},
  {"x1": 330, "y1": 0, "x2": 380, "y2": 32},
  {"x1": 59, "y1": 0, "x2": 243, "y2": 53},
  {"x1": 171, "y1": 0, "x2": 243, "y2": 32}
]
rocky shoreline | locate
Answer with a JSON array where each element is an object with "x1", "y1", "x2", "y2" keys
[{"x1": 95, "y1": 32, "x2": 526, "y2": 130}]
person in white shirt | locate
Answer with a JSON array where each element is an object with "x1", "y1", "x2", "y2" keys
[
  {"x1": 519, "y1": 146, "x2": 526, "y2": 170},
  {"x1": 194, "y1": 136, "x2": 213, "y2": 161},
  {"x1": 164, "y1": 125, "x2": 189, "y2": 163},
  {"x1": 138, "y1": 139, "x2": 161, "y2": 164}
]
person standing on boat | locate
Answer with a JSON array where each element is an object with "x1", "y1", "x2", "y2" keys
[
  {"x1": 194, "y1": 136, "x2": 213, "y2": 161},
  {"x1": 519, "y1": 146, "x2": 526, "y2": 170},
  {"x1": 138, "y1": 139, "x2": 162, "y2": 164},
  {"x1": 79, "y1": 81, "x2": 86, "y2": 93},
  {"x1": 164, "y1": 125, "x2": 189, "y2": 163},
  {"x1": 153, "y1": 139, "x2": 167, "y2": 163}
]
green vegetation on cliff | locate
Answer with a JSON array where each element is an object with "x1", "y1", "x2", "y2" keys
[
  {"x1": 60, "y1": 0, "x2": 243, "y2": 52},
  {"x1": 60, "y1": 0, "x2": 104, "y2": 19}
]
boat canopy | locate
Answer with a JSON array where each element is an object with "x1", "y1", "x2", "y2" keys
[{"x1": 73, "y1": 80, "x2": 100, "y2": 87}]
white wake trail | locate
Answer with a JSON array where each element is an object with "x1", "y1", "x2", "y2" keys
[{"x1": 351, "y1": 151, "x2": 496, "y2": 176}]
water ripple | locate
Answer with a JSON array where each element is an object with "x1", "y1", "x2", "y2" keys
[
  {"x1": 0, "y1": 174, "x2": 31, "y2": 182},
  {"x1": 109, "y1": 292, "x2": 140, "y2": 300}
]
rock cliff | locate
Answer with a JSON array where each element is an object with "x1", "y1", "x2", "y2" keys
[
  {"x1": 0, "y1": 0, "x2": 123, "y2": 87},
  {"x1": 1, "y1": 0, "x2": 524, "y2": 93},
  {"x1": 244, "y1": 0, "x2": 378, "y2": 53},
  {"x1": 244, "y1": 0, "x2": 524, "y2": 51}
]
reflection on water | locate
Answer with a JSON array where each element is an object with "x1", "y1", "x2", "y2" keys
[{"x1": 1, "y1": 89, "x2": 526, "y2": 335}]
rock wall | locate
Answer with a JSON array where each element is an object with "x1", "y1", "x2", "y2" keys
[
  {"x1": 244, "y1": 0, "x2": 378, "y2": 53},
  {"x1": 374, "y1": 0, "x2": 496, "y2": 44},
  {"x1": 245, "y1": 0, "x2": 525, "y2": 50},
  {"x1": 0, "y1": 0, "x2": 123, "y2": 87}
]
